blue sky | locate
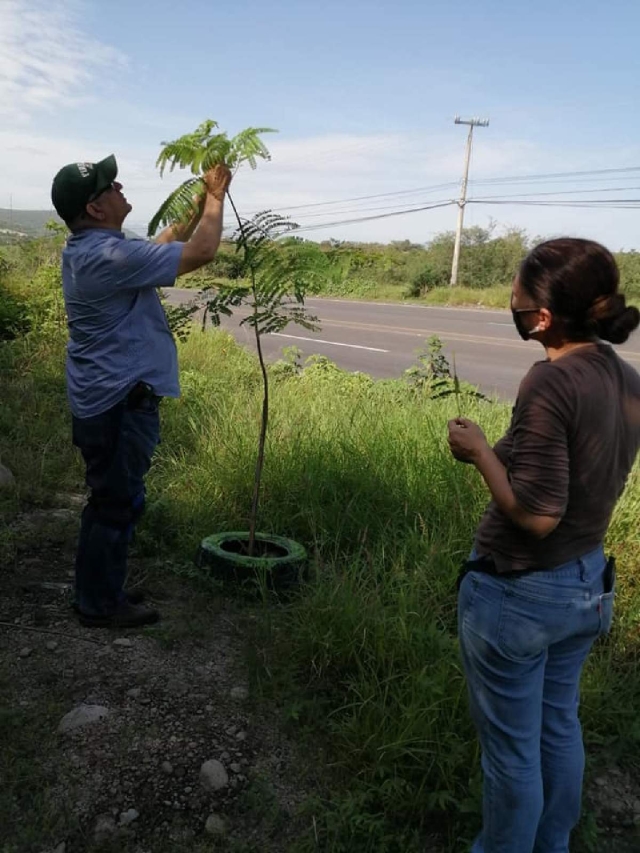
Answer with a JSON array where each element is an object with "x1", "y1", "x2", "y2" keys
[{"x1": 2, "y1": 0, "x2": 640, "y2": 247}]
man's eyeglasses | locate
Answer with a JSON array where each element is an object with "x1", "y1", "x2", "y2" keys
[{"x1": 88, "y1": 182, "x2": 116, "y2": 203}]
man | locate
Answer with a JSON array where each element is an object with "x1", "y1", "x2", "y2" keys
[{"x1": 51, "y1": 155, "x2": 231, "y2": 628}]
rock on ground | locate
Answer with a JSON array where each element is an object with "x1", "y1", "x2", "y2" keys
[
  {"x1": 119, "y1": 808, "x2": 139, "y2": 826},
  {"x1": 58, "y1": 704, "x2": 109, "y2": 734},
  {"x1": 0, "y1": 463, "x2": 15, "y2": 490},
  {"x1": 93, "y1": 814, "x2": 118, "y2": 843},
  {"x1": 205, "y1": 813, "x2": 226, "y2": 836},
  {"x1": 199, "y1": 759, "x2": 229, "y2": 792}
]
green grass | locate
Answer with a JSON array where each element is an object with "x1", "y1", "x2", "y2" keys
[
  {"x1": 0, "y1": 332, "x2": 82, "y2": 503},
  {"x1": 180, "y1": 271, "x2": 513, "y2": 309},
  {"x1": 315, "y1": 282, "x2": 512, "y2": 310},
  {"x1": 2, "y1": 323, "x2": 640, "y2": 852},
  {"x1": 420, "y1": 284, "x2": 512, "y2": 309}
]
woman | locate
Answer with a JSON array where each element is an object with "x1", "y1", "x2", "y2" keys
[{"x1": 448, "y1": 237, "x2": 640, "y2": 853}]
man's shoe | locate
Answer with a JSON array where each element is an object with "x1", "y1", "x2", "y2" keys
[
  {"x1": 77, "y1": 601, "x2": 160, "y2": 629},
  {"x1": 126, "y1": 589, "x2": 145, "y2": 605},
  {"x1": 72, "y1": 588, "x2": 145, "y2": 614}
]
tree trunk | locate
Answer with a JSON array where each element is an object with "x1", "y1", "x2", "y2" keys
[{"x1": 227, "y1": 192, "x2": 267, "y2": 557}]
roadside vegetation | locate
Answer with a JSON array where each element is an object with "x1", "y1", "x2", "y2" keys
[
  {"x1": 1, "y1": 236, "x2": 639, "y2": 851},
  {"x1": 180, "y1": 224, "x2": 640, "y2": 309}
]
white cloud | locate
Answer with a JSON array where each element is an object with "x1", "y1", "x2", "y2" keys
[
  {"x1": 2, "y1": 124, "x2": 639, "y2": 250},
  {"x1": 0, "y1": 0, "x2": 127, "y2": 122}
]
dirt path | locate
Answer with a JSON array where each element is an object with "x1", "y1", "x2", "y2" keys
[{"x1": 0, "y1": 503, "x2": 314, "y2": 853}]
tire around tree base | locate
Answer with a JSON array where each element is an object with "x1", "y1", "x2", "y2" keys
[{"x1": 195, "y1": 531, "x2": 307, "y2": 590}]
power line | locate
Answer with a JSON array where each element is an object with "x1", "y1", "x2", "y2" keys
[
  {"x1": 280, "y1": 197, "x2": 640, "y2": 236},
  {"x1": 132, "y1": 193, "x2": 640, "y2": 241},
  {"x1": 471, "y1": 165, "x2": 640, "y2": 186},
  {"x1": 281, "y1": 184, "x2": 640, "y2": 223},
  {"x1": 274, "y1": 196, "x2": 455, "y2": 221},
  {"x1": 286, "y1": 201, "x2": 456, "y2": 234},
  {"x1": 469, "y1": 198, "x2": 640, "y2": 208},
  {"x1": 470, "y1": 185, "x2": 640, "y2": 201},
  {"x1": 241, "y1": 165, "x2": 640, "y2": 216},
  {"x1": 241, "y1": 181, "x2": 462, "y2": 214}
]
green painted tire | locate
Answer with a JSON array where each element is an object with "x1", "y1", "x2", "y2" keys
[{"x1": 196, "y1": 531, "x2": 307, "y2": 589}]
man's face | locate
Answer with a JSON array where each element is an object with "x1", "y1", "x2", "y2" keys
[{"x1": 86, "y1": 180, "x2": 132, "y2": 227}]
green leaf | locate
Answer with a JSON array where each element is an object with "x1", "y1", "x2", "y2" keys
[{"x1": 147, "y1": 177, "x2": 203, "y2": 237}]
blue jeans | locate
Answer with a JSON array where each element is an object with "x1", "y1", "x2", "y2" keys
[
  {"x1": 458, "y1": 546, "x2": 615, "y2": 853},
  {"x1": 72, "y1": 397, "x2": 160, "y2": 616}
]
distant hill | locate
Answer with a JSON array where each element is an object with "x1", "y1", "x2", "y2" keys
[
  {"x1": 0, "y1": 208, "x2": 63, "y2": 238},
  {"x1": 0, "y1": 209, "x2": 141, "y2": 242}
]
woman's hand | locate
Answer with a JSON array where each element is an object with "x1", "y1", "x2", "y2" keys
[
  {"x1": 447, "y1": 417, "x2": 490, "y2": 465},
  {"x1": 448, "y1": 417, "x2": 560, "y2": 538}
]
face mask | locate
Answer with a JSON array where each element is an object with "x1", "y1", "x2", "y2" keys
[
  {"x1": 511, "y1": 308, "x2": 540, "y2": 341},
  {"x1": 511, "y1": 303, "x2": 542, "y2": 341}
]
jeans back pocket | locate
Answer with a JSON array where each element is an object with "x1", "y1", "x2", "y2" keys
[{"x1": 598, "y1": 557, "x2": 616, "y2": 636}]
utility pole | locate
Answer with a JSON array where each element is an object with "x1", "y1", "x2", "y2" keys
[{"x1": 450, "y1": 116, "x2": 489, "y2": 286}]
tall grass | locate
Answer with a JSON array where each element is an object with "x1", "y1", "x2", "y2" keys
[{"x1": 143, "y1": 331, "x2": 640, "y2": 851}]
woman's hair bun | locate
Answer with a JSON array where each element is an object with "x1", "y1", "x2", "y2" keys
[{"x1": 588, "y1": 294, "x2": 640, "y2": 344}]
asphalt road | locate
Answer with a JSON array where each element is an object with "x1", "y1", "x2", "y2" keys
[{"x1": 164, "y1": 288, "x2": 640, "y2": 400}]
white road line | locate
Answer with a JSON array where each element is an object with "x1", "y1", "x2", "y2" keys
[
  {"x1": 304, "y1": 296, "x2": 509, "y2": 314},
  {"x1": 487, "y1": 322, "x2": 514, "y2": 327},
  {"x1": 271, "y1": 333, "x2": 389, "y2": 353}
]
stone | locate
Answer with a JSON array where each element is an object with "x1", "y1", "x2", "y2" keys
[
  {"x1": 19, "y1": 647, "x2": 32, "y2": 658},
  {"x1": 204, "y1": 814, "x2": 226, "y2": 837},
  {"x1": 55, "y1": 492, "x2": 86, "y2": 508},
  {"x1": 230, "y1": 686, "x2": 249, "y2": 701},
  {"x1": 58, "y1": 704, "x2": 109, "y2": 734},
  {"x1": 199, "y1": 759, "x2": 229, "y2": 792},
  {"x1": 229, "y1": 763, "x2": 241, "y2": 774},
  {"x1": 126, "y1": 688, "x2": 141, "y2": 699},
  {"x1": 113, "y1": 638, "x2": 133, "y2": 647},
  {"x1": 93, "y1": 814, "x2": 117, "y2": 843},
  {"x1": 118, "y1": 808, "x2": 139, "y2": 826},
  {"x1": 161, "y1": 761, "x2": 174, "y2": 776},
  {"x1": 46, "y1": 641, "x2": 59, "y2": 651},
  {"x1": 235, "y1": 731, "x2": 247, "y2": 742},
  {"x1": 0, "y1": 463, "x2": 15, "y2": 491}
]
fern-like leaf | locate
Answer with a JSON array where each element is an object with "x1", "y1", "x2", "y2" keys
[
  {"x1": 156, "y1": 120, "x2": 221, "y2": 176},
  {"x1": 203, "y1": 285, "x2": 248, "y2": 327},
  {"x1": 151, "y1": 121, "x2": 277, "y2": 236},
  {"x1": 155, "y1": 121, "x2": 275, "y2": 177},
  {"x1": 147, "y1": 177, "x2": 203, "y2": 237},
  {"x1": 229, "y1": 127, "x2": 276, "y2": 170}
]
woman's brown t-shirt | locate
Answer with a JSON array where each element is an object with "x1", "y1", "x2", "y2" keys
[{"x1": 475, "y1": 343, "x2": 640, "y2": 571}]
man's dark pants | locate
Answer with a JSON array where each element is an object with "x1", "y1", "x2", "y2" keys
[{"x1": 72, "y1": 392, "x2": 160, "y2": 616}]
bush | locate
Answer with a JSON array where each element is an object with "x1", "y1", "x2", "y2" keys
[
  {"x1": 0, "y1": 283, "x2": 30, "y2": 341},
  {"x1": 404, "y1": 265, "x2": 442, "y2": 297},
  {"x1": 204, "y1": 246, "x2": 245, "y2": 280}
]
